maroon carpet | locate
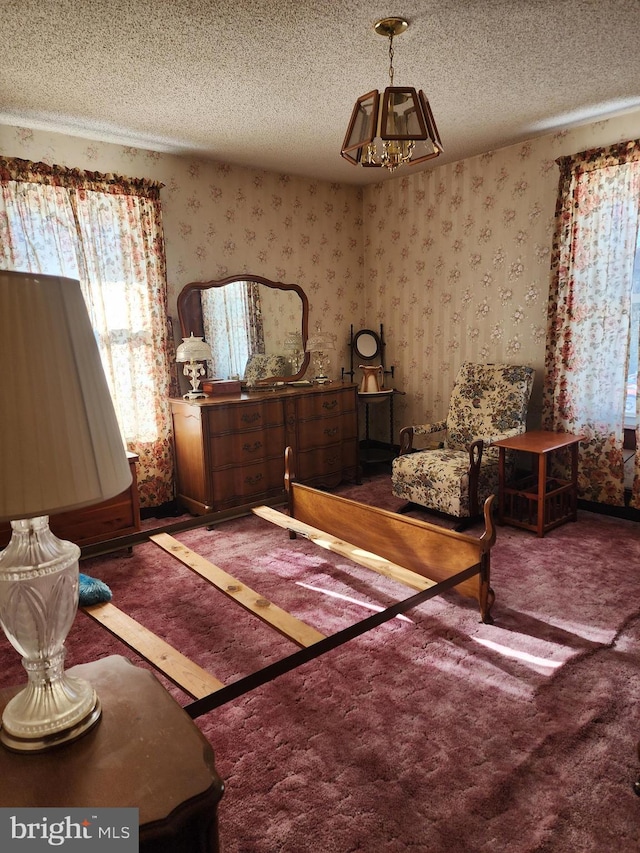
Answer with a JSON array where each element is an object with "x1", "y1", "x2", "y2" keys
[{"x1": 1, "y1": 469, "x2": 639, "y2": 852}]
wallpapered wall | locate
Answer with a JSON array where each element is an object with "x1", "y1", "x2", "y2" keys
[
  {"x1": 362, "y1": 111, "x2": 640, "y2": 436},
  {"x1": 0, "y1": 123, "x2": 365, "y2": 385},
  {"x1": 2, "y1": 109, "x2": 640, "y2": 444}
]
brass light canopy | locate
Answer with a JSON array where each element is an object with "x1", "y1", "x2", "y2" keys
[{"x1": 341, "y1": 16, "x2": 443, "y2": 173}]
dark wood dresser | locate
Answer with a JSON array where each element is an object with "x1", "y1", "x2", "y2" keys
[{"x1": 170, "y1": 383, "x2": 359, "y2": 514}]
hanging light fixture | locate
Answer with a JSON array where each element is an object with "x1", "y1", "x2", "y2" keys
[{"x1": 341, "y1": 16, "x2": 443, "y2": 172}]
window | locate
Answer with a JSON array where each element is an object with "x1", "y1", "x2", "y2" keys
[
  {"x1": 0, "y1": 158, "x2": 174, "y2": 506},
  {"x1": 626, "y1": 237, "x2": 640, "y2": 428},
  {"x1": 543, "y1": 139, "x2": 640, "y2": 508}
]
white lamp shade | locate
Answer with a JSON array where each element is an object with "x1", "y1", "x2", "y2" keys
[
  {"x1": 0, "y1": 271, "x2": 132, "y2": 521},
  {"x1": 305, "y1": 333, "x2": 335, "y2": 352},
  {"x1": 176, "y1": 333, "x2": 212, "y2": 362}
]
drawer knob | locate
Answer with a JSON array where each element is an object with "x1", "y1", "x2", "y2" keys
[{"x1": 242, "y1": 441, "x2": 263, "y2": 453}]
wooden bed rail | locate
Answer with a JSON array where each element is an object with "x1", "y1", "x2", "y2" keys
[{"x1": 277, "y1": 446, "x2": 496, "y2": 623}]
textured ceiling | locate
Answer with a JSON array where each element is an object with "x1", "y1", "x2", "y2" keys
[{"x1": 2, "y1": 0, "x2": 640, "y2": 185}]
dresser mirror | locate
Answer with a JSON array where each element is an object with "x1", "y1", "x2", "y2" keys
[{"x1": 177, "y1": 274, "x2": 310, "y2": 383}]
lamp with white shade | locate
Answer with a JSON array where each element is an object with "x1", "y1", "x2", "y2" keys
[
  {"x1": 0, "y1": 270, "x2": 132, "y2": 751},
  {"x1": 176, "y1": 333, "x2": 213, "y2": 399},
  {"x1": 305, "y1": 326, "x2": 335, "y2": 383}
]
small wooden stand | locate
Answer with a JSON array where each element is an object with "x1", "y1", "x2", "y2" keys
[
  {"x1": 0, "y1": 656, "x2": 224, "y2": 853},
  {"x1": 493, "y1": 430, "x2": 583, "y2": 537},
  {"x1": 342, "y1": 324, "x2": 403, "y2": 466}
]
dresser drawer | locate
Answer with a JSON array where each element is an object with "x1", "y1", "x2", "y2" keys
[
  {"x1": 208, "y1": 424, "x2": 286, "y2": 467},
  {"x1": 296, "y1": 390, "x2": 345, "y2": 420},
  {"x1": 297, "y1": 414, "x2": 343, "y2": 450},
  {"x1": 297, "y1": 446, "x2": 344, "y2": 484},
  {"x1": 203, "y1": 399, "x2": 283, "y2": 434},
  {"x1": 210, "y1": 456, "x2": 286, "y2": 507}
]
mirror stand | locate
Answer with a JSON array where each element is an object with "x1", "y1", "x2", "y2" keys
[{"x1": 341, "y1": 324, "x2": 395, "y2": 387}]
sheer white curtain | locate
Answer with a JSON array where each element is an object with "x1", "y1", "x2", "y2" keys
[{"x1": 201, "y1": 280, "x2": 264, "y2": 378}]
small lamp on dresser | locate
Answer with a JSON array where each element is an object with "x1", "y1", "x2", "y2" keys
[
  {"x1": 0, "y1": 270, "x2": 131, "y2": 752},
  {"x1": 176, "y1": 333, "x2": 214, "y2": 399},
  {"x1": 305, "y1": 326, "x2": 335, "y2": 383}
]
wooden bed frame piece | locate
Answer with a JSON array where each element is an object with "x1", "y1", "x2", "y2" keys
[
  {"x1": 257, "y1": 447, "x2": 496, "y2": 624},
  {"x1": 81, "y1": 447, "x2": 496, "y2": 711}
]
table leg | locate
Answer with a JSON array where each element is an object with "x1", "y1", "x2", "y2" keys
[
  {"x1": 497, "y1": 447, "x2": 506, "y2": 524},
  {"x1": 570, "y1": 440, "x2": 579, "y2": 521},
  {"x1": 537, "y1": 451, "x2": 547, "y2": 537}
]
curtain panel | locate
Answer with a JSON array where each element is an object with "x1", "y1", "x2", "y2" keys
[
  {"x1": 543, "y1": 140, "x2": 640, "y2": 508},
  {"x1": 0, "y1": 156, "x2": 174, "y2": 507}
]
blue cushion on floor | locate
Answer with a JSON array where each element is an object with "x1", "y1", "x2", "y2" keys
[{"x1": 78, "y1": 573, "x2": 112, "y2": 606}]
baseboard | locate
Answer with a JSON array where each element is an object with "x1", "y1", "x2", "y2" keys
[
  {"x1": 578, "y1": 497, "x2": 640, "y2": 522},
  {"x1": 141, "y1": 500, "x2": 182, "y2": 520}
]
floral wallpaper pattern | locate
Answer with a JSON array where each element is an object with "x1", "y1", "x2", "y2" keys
[
  {"x1": 362, "y1": 114, "x2": 640, "y2": 440},
  {"x1": 1, "y1": 109, "x2": 639, "y2": 483}
]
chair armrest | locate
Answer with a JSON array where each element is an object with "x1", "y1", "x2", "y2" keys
[
  {"x1": 412, "y1": 420, "x2": 447, "y2": 436},
  {"x1": 398, "y1": 420, "x2": 447, "y2": 455},
  {"x1": 398, "y1": 426, "x2": 415, "y2": 455}
]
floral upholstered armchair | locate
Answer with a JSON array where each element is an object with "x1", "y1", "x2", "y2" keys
[
  {"x1": 243, "y1": 353, "x2": 289, "y2": 385},
  {"x1": 391, "y1": 362, "x2": 535, "y2": 524}
]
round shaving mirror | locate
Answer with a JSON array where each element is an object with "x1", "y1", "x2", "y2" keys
[{"x1": 353, "y1": 329, "x2": 381, "y2": 361}]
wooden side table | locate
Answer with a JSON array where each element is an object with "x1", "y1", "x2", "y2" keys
[
  {"x1": 0, "y1": 655, "x2": 224, "y2": 853},
  {"x1": 358, "y1": 388, "x2": 404, "y2": 466},
  {"x1": 493, "y1": 430, "x2": 583, "y2": 537}
]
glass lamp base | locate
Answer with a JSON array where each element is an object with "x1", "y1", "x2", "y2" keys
[
  {"x1": 1, "y1": 690, "x2": 101, "y2": 753},
  {"x1": 0, "y1": 517, "x2": 102, "y2": 752}
]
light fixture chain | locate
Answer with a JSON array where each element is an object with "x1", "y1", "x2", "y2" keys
[{"x1": 388, "y1": 33, "x2": 395, "y2": 86}]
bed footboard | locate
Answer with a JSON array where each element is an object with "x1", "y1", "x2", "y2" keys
[{"x1": 278, "y1": 446, "x2": 496, "y2": 623}]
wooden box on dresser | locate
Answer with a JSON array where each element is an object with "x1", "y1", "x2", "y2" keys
[{"x1": 170, "y1": 383, "x2": 359, "y2": 515}]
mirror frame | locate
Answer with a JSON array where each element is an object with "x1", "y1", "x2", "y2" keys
[
  {"x1": 353, "y1": 328, "x2": 382, "y2": 361},
  {"x1": 177, "y1": 274, "x2": 310, "y2": 383}
]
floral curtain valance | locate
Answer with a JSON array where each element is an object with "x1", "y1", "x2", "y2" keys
[
  {"x1": 556, "y1": 139, "x2": 640, "y2": 179},
  {"x1": 0, "y1": 156, "x2": 163, "y2": 198}
]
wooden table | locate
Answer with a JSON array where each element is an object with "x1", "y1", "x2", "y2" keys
[
  {"x1": 492, "y1": 430, "x2": 583, "y2": 537},
  {"x1": 0, "y1": 655, "x2": 224, "y2": 853},
  {"x1": 358, "y1": 388, "x2": 399, "y2": 466}
]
